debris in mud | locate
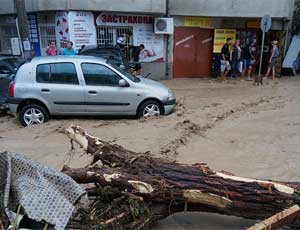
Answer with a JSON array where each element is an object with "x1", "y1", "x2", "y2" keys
[
  {"x1": 62, "y1": 125, "x2": 300, "y2": 230},
  {"x1": 203, "y1": 103, "x2": 222, "y2": 109},
  {"x1": 174, "y1": 97, "x2": 186, "y2": 117},
  {"x1": 0, "y1": 107, "x2": 9, "y2": 117},
  {"x1": 159, "y1": 119, "x2": 210, "y2": 158}
]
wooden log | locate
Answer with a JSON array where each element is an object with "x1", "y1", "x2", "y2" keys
[
  {"x1": 63, "y1": 125, "x2": 300, "y2": 227},
  {"x1": 247, "y1": 205, "x2": 300, "y2": 230}
]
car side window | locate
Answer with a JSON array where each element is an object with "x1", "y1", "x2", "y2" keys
[
  {"x1": 36, "y1": 64, "x2": 50, "y2": 82},
  {"x1": 81, "y1": 63, "x2": 121, "y2": 86},
  {"x1": 36, "y1": 63, "x2": 79, "y2": 85}
]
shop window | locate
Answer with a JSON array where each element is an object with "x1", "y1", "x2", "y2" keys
[{"x1": 96, "y1": 26, "x2": 133, "y2": 60}]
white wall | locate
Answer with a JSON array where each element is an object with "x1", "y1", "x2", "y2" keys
[
  {"x1": 0, "y1": 0, "x2": 166, "y2": 15},
  {"x1": 169, "y1": 0, "x2": 295, "y2": 19}
]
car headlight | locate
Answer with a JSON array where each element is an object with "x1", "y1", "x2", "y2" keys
[{"x1": 168, "y1": 89, "x2": 175, "y2": 100}]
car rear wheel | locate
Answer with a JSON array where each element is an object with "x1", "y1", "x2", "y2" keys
[
  {"x1": 138, "y1": 100, "x2": 163, "y2": 118},
  {"x1": 19, "y1": 104, "x2": 49, "y2": 127}
]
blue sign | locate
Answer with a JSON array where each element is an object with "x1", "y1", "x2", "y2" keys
[{"x1": 27, "y1": 14, "x2": 41, "y2": 56}]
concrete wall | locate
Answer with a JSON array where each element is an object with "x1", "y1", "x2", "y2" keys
[
  {"x1": 0, "y1": 0, "x2": 166, "y2": 15},
  {"x1": 169, "y1": 0, "x2": 295, "y2": 19}
]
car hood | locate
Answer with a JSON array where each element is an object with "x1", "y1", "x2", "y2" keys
[{"x1": 137, "y1": 77, "x2": 169, "y2": 91}]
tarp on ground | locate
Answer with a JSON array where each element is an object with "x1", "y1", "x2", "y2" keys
[
  {"x1": 0, "y1": 152, "x2": 85, "y2": 230},
  {"x1": 282, "y1": 36, "x2": 300, "y2": 75}
]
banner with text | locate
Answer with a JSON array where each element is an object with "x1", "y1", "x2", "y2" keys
[
  {"x1": 184, "y1": 17, "x2": 212, "y2": 28},
  {"x1": 69, "y1": 11, "x2": 97, "y2": 51},
  {"x1": 95, "y1": 13, "x2": 165, "y2": 62}
]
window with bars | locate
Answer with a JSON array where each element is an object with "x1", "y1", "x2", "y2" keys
[
  {"x1": 37, "y1": 13, "x2": 56, "y2": 56},
  {"x1": 0, "y1": 24, "x2": 18, "y2": 55},
  {"x1": 96, "y1": 26, "x2": 133, "y2": 60},
  {"x1": 39, "y1": 24, "x2": 56, "y2": 56}
]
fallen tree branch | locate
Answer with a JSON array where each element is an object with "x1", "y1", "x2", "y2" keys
[
  {"x1": 64, "y1": 125, "x2": 300, "y2": 229},
  {"x1": 247, "y1": 205, "x2": 300, "y2": 230}
]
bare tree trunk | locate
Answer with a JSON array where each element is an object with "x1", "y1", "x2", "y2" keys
[
  {"x1": 14, "y1": 0, "x2": 32, "y2": 59},
  {"x1": 64, "y1": 125, "x2": 300, "y2": 228}
]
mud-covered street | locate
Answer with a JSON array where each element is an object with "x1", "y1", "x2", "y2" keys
[{"x1": 1, "y1": 77, "x2": 300, "y2": 229}]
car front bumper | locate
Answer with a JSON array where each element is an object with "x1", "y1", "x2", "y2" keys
[{"x1": 162, "y1": 99, "x2": 176, "y2": 115}]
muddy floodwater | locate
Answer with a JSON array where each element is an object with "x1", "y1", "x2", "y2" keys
[{"x1": 1, "y1": 77, "x2": 300, "y2": 229}]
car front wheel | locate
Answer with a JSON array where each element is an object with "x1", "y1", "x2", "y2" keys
[
  {"x1": 138, "y1": 100, "x2": 163, "y2": 118},
  {"x1": 19, "y1": 104, "x2": 49, "y2": 127}
]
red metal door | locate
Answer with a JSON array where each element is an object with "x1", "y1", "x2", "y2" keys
[{"x1": 174, "y1": 27, "x2": 214, "y2": 78}]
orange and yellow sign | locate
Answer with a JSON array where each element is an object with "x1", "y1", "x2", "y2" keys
[
  {"x1": 213, "y1": 29, "x2": 236, "y2": 53},
  {"x1": 184, "y1": 17, "x2": 212, "y2": 28},
  {"x1": 247, "y1": 21, "x2": 260, "y2": 29}
]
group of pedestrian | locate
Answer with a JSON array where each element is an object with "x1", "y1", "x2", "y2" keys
[
  {"x1": 45, "y1": 40, "x2": 77, "y2": 56},
  {"x1": 220, "y1": 38, "x2": 279, "y2": 82}
]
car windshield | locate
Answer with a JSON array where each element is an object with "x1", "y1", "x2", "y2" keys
[
  {"x1": 111, "y1": 64, "x2": 141, "y2": 83},
  {"x1": 81, "y1": 50, "x2": 126, "y2": 68},
  {"x1": 4, "y1": 58, "x2": 24, "y2": 70}
]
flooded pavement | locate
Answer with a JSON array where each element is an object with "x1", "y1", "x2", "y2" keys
[{"x1": 1, "y1": 77, "x2": 300, "y2": 229}]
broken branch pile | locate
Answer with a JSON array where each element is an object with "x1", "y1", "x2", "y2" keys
[{"x1": 63, "y1": 125, "x2": 300, "y2": 229}]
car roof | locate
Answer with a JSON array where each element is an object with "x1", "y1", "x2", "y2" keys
[
  {"x1": 80, "y1": 46, "x2": 122, "y2": 52},
  {"x1": 30, "y1": 55, "x2": 106, "y2": 64}
]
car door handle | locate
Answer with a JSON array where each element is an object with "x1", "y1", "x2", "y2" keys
[
  {"x1": 88, "y1": 90, "x2": 97, "y2": 94},
  {"x1": 41, "y1": 89, "x2": 50, "y2": 92}
]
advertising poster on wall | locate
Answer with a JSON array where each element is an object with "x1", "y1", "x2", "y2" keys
[
  {"x1": 213, "y1": 29, "x2": 236, "y2": 53},
  {"x1": 68, "y1": 11, "x2": 97, "y2": 51},
  {"x1": 95, "y1": 13, "x2": 165, "y2": 62},
  {"x1": 55, "y1": 12, "x2": 70, "y2": 50},
  {"x1": 133, "y1": 25, "x2": 164, "y2": 62}
]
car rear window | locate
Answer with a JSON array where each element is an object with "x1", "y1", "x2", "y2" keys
[{"x1": 36, "y1": 63, "x2": 79, "y2": 85}]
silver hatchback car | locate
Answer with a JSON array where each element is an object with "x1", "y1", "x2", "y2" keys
[{"x1": 8, "y1": 56, "x2": 176, "y2": 127}]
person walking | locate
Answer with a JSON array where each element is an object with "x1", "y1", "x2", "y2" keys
[
  {"x1": 264, "y1": 40, "x2": 279, "y2": 80},
  {"x1": 62, "y1": 41, "x2": 77, "y2": 56},
  {"x1": 230, "y1": 39, "x2": 242, "y2": 78},
  {"x1": 220, "y1": 38, "x2": 232, "y2": 81},
  {"x1": 45, "y1": 41, "x2": 57, "y2": 56}
]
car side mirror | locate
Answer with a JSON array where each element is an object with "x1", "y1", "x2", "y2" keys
[
  {"x1": 120, "y1": 65, "x2": 126, "y2": 70},
  {"x1": 119, "y1": 79, "x2": 129, "y2": 87}
]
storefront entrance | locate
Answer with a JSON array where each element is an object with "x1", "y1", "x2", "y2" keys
[{"x1": 174, "y1": 27, "x2": 214, "y2": 78}]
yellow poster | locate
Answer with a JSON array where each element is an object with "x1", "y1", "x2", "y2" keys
[
  {"x1": 213, "y1": 29, "x2": 236, "y2": 53},
  {"x1": 184, "y1": 17, "x2": 212, "y2": 28}
]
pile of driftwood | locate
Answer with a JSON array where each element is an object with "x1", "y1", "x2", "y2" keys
[{"x1": 63, "y1": 125, "x2": 300, "y2": 229}]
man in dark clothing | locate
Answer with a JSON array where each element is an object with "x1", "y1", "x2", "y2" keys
[
  {"x1": 220, "y1": 38, "x2": 232, "y2": 81},
  {"x1": 242, "y1": 41, "x2": 255, "y2": 80},
  {"x1": 130, "y1": 44, "x2": 144, "y2": 76}
]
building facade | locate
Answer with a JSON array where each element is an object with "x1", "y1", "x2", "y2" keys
[
  {"x1": 0, "y1": 0, "x2": 295, "y2": 79},
  {"x1": 169, "y1": 0, "x2": 295, "y2": 78}
]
